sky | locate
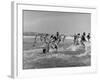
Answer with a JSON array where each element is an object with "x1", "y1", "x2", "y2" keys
[{"x1": 23, "y1": 10, "x2": 91, "y2": 35}]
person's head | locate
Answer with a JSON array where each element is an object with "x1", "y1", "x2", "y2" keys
[
  {"x1": 46, "y1": 34, "x2": 48, "y2": 36},
  {"x1": 57, "y1": 32, "x2": 59, "y2": 34},
  {"x1": 77, "y1": 33, "x2": 80, "y2": 36},
  {"x1": 83, "y1": 32, "x2": 86, "y2": 36},
  {"x1": 51, "y1": 34, "x2": 54, "y2": 38}
]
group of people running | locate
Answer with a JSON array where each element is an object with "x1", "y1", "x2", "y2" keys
[
  {"x1": 42, "y1": 32, "x2": 61, "y2": 53},
  {"x1": 73, "y1": 32, "x2": 90, "y2": 47},
  {"x1": 33, "y1": 32, "x2": 90, "y2": 53}
]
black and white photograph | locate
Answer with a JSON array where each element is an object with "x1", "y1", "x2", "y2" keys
[{"x1": 23, "y1": 10, "x2": 91, "y2": 69}]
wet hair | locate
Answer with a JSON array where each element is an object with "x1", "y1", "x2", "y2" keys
[
  {"x1": 57, "y1": 32, "x2": 59, "y2": 35},
  {"x1": 83, "y1": 32, "x2": 86, "y2": 35},
  {"x1": 57, "y1": 32, "x2": 59, "y2": 34},
  {"x1": 50, "y1": 35, "x2": 53, "y2": 38},
  {"x1": 77, "y1": 33, "x2": 80, "y2": 35}
]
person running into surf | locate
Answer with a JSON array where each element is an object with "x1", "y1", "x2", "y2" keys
[
  {"x1": 73, "y1": 34, "x2": 77, "y2": 45},
  {"x1": 87, "y1": 33, "x2": 90, "y2": 42},
  {"x1": 81, "y1": 32, "x2": 86, "y2": 48},
  {"x1": 56, "y1": 32, "x2": 59, "y2": 39},
  {"x1": 56, "y1": 32, "x2": 62, "y2": 44},
  {"x1": 77, "y1": 33, "x2": 81, "y2": 45},
  {"x1": 74, "y1": 33, "x2": 80, "y2": 45}
]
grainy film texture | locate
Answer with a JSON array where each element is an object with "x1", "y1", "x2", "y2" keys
[{"x1": 23, "y1": 10, "x2": 91, "y2": 69}]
